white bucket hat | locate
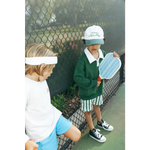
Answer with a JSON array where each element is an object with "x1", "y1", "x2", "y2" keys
[{"x1": 82, "y1": 25, "x2": 104, "y2": 46}]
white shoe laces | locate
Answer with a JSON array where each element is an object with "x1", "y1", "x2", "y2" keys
[
  {"x1": 102, "y1": 121, "x2": 109, "y2": 127},
  {"x1": 95, "y1": 129, "x2": 102, "y2": 138}
]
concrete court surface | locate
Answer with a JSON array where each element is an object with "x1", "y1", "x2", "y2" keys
[{"x1": 72, "y1": 83, "x2": 125, "y2": 150}]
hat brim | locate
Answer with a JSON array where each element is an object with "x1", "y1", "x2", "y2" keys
[{"x1": 85, "y1": 39, "x2": 104, "y2": 46}]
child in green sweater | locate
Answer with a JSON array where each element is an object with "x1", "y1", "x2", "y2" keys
[{"x1": 74, "y1": 25, "x2": 119, "y2": 143}]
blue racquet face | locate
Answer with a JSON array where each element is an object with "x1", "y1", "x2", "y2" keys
[{"x1": 97, "y1": 53, "x2": 121, "y2": 81}]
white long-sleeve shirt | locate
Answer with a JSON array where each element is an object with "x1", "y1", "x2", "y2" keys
[{"x1": 25, "y1": 77, "x2": 62, "y2": 142}]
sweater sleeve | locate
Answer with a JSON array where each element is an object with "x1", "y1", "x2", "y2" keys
[{"x1": 74, "y1": 58, "x2": 97, "y2": 89}]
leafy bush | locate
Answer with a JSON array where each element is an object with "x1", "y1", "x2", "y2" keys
[{"x1": 51, "y1": 84, "x2": 78, "y2": 113}]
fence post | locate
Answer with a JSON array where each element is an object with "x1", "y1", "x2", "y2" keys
[{"x1": 120, "y1": 53, "x2": 125, "y2": 83}]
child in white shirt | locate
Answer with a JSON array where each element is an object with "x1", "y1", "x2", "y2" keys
[{"x1": 25, "y1": 43, "x2": 81, "y2": 150}]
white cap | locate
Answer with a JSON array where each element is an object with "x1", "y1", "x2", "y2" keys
[{"x1": 82, "y1": 25, "x2": 104, "y2": 40}]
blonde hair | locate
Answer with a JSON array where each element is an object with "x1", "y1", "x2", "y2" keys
[{"x1": 25, "y1": 43, "x2": 58, "y2": 75}]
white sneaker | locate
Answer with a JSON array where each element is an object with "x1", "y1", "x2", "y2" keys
[
  {"x1": 89, "y1": 128, "x2": 106, "y2": 142},
  {"x1": 97, "y1": 119, "x2": 114, "y2": 131}
]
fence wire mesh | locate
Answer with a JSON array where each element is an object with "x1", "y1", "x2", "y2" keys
[
  {"x1": 25, "y1": 0, "x2": 125, "y2": 97},
  {"x1": 25, "y1": 0, "x2": 125, "y2": 149}
]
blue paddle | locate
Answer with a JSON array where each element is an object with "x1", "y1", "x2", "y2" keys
[{"x1": 97, "y1": 53, "x2": 121, "y2": 81}]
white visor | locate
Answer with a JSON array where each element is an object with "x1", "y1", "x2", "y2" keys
[{"x1": 25, "y1": 57, "x2": 58, "y2": 65}]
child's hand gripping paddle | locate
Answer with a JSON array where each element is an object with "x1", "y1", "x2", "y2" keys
[{"x1": 97, "y1": 53, "x2": 121, "y2": 81}]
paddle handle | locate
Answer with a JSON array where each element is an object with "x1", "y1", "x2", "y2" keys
[
  {"x1": 29, "y1": 139, "x2": 37, "y2": 150},
  {"x1": 97, "y1": 76, "x2": 102, "y2": 81}
]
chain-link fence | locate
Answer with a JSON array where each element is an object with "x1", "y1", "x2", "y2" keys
[
  {"x1": 25, "y1": 0, "x2": 125, "y2": 97},
  {"x1": 25, "y1": 0, "x2": 125, "y2": 149}
]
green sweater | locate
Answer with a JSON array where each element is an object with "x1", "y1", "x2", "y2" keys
[{"x1": 74, "y1": 49, "x2": 106, "y2": 100}]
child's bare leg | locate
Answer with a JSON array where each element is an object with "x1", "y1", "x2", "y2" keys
[
  {"x1": 84, "y1": 111, "x2": 95, "y2": 130},
  {"x1": 93, "y1": 105, "x2": 102, "y2": 121},
  {"x1": 63, "y1": 124, "x2": 81, "y2": 142}
]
